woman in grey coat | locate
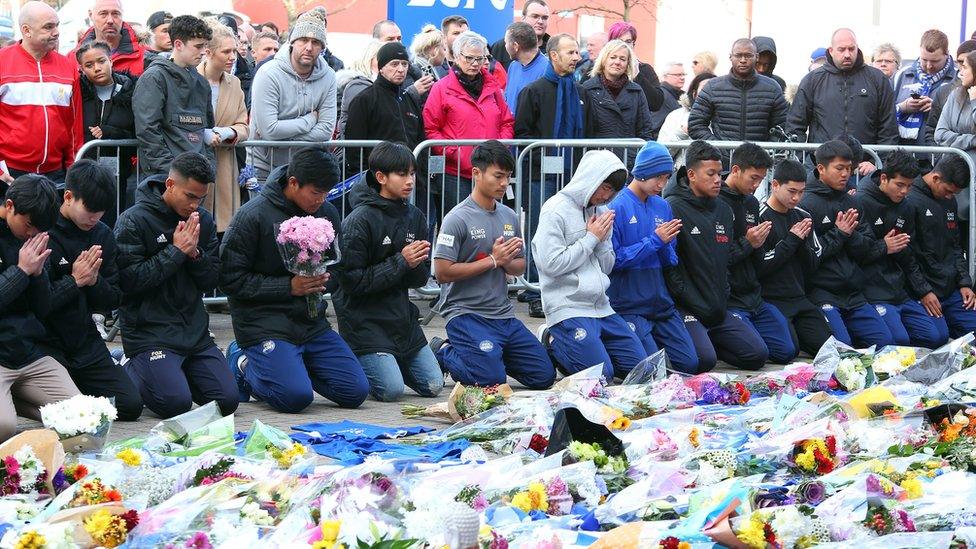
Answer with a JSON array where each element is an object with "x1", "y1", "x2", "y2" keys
[
  {"x1": 581, "y1": 40, "x2": 653, "y2": 168},
  {"x1": 935, "y1": 50, "x2": 976, "y2": 221}
]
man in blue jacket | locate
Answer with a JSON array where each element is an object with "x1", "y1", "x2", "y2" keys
[{"x1": 607, "y1": 142, "x2": 700, "y2": 374}]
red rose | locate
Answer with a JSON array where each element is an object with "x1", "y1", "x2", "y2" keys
[{"x1": 529, "y1": 434, "x2": 549, "y2": 453}]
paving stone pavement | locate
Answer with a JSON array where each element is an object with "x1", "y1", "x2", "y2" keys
[{"x1": 17, "y1": 298, "x2": 752, "y2": 442}]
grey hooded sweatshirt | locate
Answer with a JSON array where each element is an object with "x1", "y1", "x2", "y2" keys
[
  {"x1": 531, "y1": 150, "x2": 625, "y2": 326},
  {"x1": 248, "y1": 43, "x2": 338, "y2": 179}
]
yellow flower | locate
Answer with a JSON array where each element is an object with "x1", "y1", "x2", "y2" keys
[
  {"x1": 511, "y1": 491, "x2": 532, "y2": 512},
  {"x1": 795, "y1": 447, "x2": 816, "y2": 471},
  {"x1": 688, "y1": 427, "x2": 701, "y2": 448},
  {"x1": 83, "y1": 509, "x2": 128, "y2": 548},
  {"x1": 276, "y1": 443, "x2": 308, "y2": 468},
  {"x1": 610, "y1": 416, "x2": 632, "y2": 430},
  {"x1": 735, "y1": 516, "x2": 768, "y2": 549},
  {"x1": 14, "y1": 531, "x2": 46, "y2": 549},
  {"x1": 527, "y1": 481, "x2": 548, "y2": 511},
  {"x1": 115, "y1": 448, "x2": 143, "y2": 467},
  {"x1": 678, "y1": 543, "x2": 691, "y2": 549},
  {"x1": 900, "y1": 477, "x2": 923, "y2": 499},
  {"x1": 320, "y1": 520, "x2": 341, "y2": 542}
]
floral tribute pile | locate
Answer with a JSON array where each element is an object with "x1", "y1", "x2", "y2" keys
[{"x1": 4, "y1": 337, "x2": 976, "y2": 547}]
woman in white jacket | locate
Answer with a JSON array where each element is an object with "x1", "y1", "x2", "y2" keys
[{"x1": 658, "y1": 71, "x2": 715, "y2": 167}]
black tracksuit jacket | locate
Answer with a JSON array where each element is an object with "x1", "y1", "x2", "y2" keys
[
  {"x1": 40, "y1": 214, "x2": 121, "y2": 368},
  {"x1": 114, "y1": 177, "x2": 220, "y2": 357},
  {"x1": 854, "y1": 174, "x2": 928, "y2": 303},
  {"x1": 905, "y1": 176, "x2": 973, "y2": 299},
  {"x1": 664, "y1": 170, "x2": 734, "y2": 327}
]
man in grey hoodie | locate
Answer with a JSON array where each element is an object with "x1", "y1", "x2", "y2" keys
[
  {"x1": 248, "y1": 10, "x2": 337, "y2": 186},
  {"x1": 532, "y1": 150, "x2": 647, "y2": 381},
  {"x1": 133, "y1": 15, "x2": 216, "y2": 177}
]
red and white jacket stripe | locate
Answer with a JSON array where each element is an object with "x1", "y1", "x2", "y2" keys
[{"x1": 0, "y1": 43, "x2": 82, "y2": 175}]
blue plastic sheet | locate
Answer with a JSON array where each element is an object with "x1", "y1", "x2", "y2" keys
[{"x1": 291, "y1": 420, "x2": 434, "y2": 440}]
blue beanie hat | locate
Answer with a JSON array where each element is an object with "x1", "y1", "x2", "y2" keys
[{"x1": 632, "y1": 141, "x2": 674, "y2": 180}]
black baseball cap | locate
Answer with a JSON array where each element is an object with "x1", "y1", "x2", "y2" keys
[{"x1": 147, "y1": 11, "x2": 173, "y2": 30}]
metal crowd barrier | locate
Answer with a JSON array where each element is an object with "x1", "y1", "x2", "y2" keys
[
  {"x1": 77, "y1": 138, "x2": 976, "y2": 308},
  {"x1": 75, "y1": 139, "x2": 384, "y2": 221}
]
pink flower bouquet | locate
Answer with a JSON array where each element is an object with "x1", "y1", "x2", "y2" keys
[{"x1": 275, "y1": 216, "x2": 340, "y2": 318}]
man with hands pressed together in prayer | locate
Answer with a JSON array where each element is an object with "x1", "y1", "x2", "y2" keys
[{"x1": 431, "y1": 141, "x2": 555, "y2": 389}]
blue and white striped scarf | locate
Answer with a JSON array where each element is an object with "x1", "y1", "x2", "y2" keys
[{"x1": 898, "y1": 56, "x2": 955, "y2": 140}]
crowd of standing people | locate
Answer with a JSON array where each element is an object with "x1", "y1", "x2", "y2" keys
[{"x1": 2, "y1": 0, "x2": 976, "y2": 442}]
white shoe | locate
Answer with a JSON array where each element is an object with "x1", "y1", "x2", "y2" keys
[
  {"x1": 92, "y1": 314, "x2": 107, "y2": 339},
  {"x1": 536, "y1": 323, "x2": 549, "y2": 343}
]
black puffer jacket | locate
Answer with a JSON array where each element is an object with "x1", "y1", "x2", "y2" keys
[
  {"x1": 664, "y1": 169, "x2": 734, "y2": 327},
  {"x1": 688, "y1": 70, "x2": 788, "y2": 142},
  {"x1": 0, "y1": 219, "x2": 51, "y2": 369},
  {"x1": 798, "y1": 174, "x2": 887, "y2": 308},
  {"x1": 581, "y1": 76, "x2": 653, "y2": 140},
  {"x1": 787, "y1": 49, "x2": 898, "y2": 145},
  {"x1": 114, "y1": 177, "x2": 220, "y2": 357},
  {"x1": 906, "y1": 175, "x2": 973, "y2": 299},
  {"x1": 80, "y1": 72, "x2": 136, "y2": 142},
  {"x1": 334, "y1": 175, "x2": 429, "y2": 359},
  {"x1": 854, "y1": 174, "x2": 928, "y2": 303},
  {"x1": 218, "y1": 167, "x2": 342, "y2": 349},
  {"x1": 718, "y1": 184, "x2": 763, "y2": 312},
  {"x1": 40, "y1": 214, "x2": 122, "y2": 369}
]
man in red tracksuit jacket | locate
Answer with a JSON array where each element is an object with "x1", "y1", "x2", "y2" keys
[
  {"x1": 0, "y1": 2, "x2": 82, "y2": 190},
  {"x1": 72, "y1": 0, "x2": 149, "y2": 78}
]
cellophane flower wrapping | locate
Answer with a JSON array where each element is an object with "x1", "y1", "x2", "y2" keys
[
  {"x1": 275, "y1": 215, "x2": 338, "y2": 319},
  {"x1": 39, "y1": 396, "x2": 117, "y2": 452}
]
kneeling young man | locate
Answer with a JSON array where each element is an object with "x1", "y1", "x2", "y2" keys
[
  {"x1": 800, "y1": 140, "x2": 899, "y2": 347},
  {"x1": 335, "y1": 143, "x2": 443, "y2": 402},
  {"x1": 533, "y1": 149, "x2": 647, "y2": 381},
  {"x1": 41, "y1": 161, "x2": 142, "y2": 420},
  {"x1": 906, "y1": 155, "x2": 976, "y2": 339},
  {"x1": 665, "y1": 140, "x2": 769, "y2": 371},
  {"x1": 719, "y1": 143, "x2": 796, "y2": 364},
  {"x1": 857, "y1": 150, "x2": 947, "y2": 348},
  {"x1": 607, "y1": 142, "x2": 701, "y2": 374},
  {"x1": 0, "y1": 176, "x2": 79, "y2": 440},
  {"x1": 432, "y1": 141, "x2": 555, "y2": 389},
  {"x1": 116, "y1": 153, "x2": 238, "y2": 418},
  {"x1": 758, "y1": 160, "x2": 833, "y2": 356},
  {"x1": 221, "y1": 147, "x2": 369, "y2": 413}
]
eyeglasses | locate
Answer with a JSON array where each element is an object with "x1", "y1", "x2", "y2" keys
[
  {"x1": 461, "y1": 54, "x2": 491, "y2": 65},
  {"x1": 731, "y1": 53, "x2": 756, "y2": 60},
  {"x1": 874, "y1": 58, "x2": 897, "y2": 65},
  {"x1": 665, "y1": 72, "x2": 686, "y2": 78}
]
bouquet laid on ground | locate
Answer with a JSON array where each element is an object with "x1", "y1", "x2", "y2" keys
[
  {"x1": 401, "y1": 384, "x2": 514, "y2": 422},
  {"x1": 811, "y1": 337, "x2": 875, "y2": 392},
  {"x1": 0, "y1": 445, "x2": 47, "y2": 496},
  {"x1": 790, "y1": 436, "x2": 840, "y2": 475},
  {"x1": 275, "y1": 215, "x2": 339, "y2": 319},
  {"x1": 691, "y1": 375, "x2": 751, "y2": 406},
  {"x1": 873, "y1": 346, "x2": 922, "y2": 380},
  {"x1": 39, "y1": 395, "x2": 117, "y2": 453}
]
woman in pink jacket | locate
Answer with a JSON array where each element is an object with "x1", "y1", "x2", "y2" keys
[{"x1": 423, "y1": 30, "x2": 514, "y2": 218}]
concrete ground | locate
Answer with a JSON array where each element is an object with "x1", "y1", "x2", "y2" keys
[{"x1": 17, "y1": 298, "x2": 747, "y2": 443}]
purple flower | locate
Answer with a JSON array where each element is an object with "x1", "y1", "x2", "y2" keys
[
  {"x1": 52, "y1": 468, "x2": 68, "y2": 494},
  {"x1": 897, "y1": 509, "x2": 916, "y2": 532},
  {"x1": 490, "y1": 531, "x2": 509, "y2": 549},
  {"x1": 185, "y1": 532, "x2": 213, "y2": 549},
  {"x1": 796, "y1": 480, "x2": 827, "y2": 505}
]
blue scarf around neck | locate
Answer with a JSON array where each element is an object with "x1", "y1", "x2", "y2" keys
[
  {"x1": 542, "y1": 63, "x2": 583, "y2": 138},
  {"x1": 898, "y1": 56, "x2": 955, "y2": 140}
]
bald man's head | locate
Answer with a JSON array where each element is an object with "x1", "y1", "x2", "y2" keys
[
  {"x1": 90, "y1": 0, "x2": 123, "y2": 46},
  {"x1": 19, "y1": 1, "x2": 59, "y2": 57},
  {"x1": 829, "y1": 28, "x2": 858, "y2": 71}
]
